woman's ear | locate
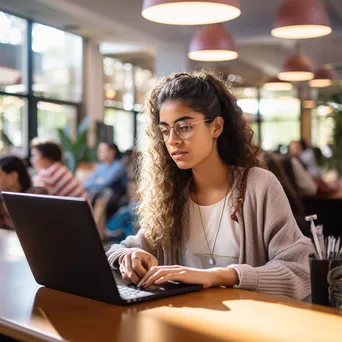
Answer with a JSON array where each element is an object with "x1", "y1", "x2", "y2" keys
[{"x1": 212, "y1": 116, "x2": 224, "y2": 138}]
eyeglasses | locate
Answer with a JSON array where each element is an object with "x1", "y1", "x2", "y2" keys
[{"x1": 157, "y1": 119, "x2": 211, "y2": 142}]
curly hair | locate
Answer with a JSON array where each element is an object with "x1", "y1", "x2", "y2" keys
[{"x1": 136, "y1": 71, "x2": 260, "y2": 250}]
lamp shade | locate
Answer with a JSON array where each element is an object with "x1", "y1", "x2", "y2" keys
[
  {"x1": 188, "y1": 24, "x2": 238, "y2": 62},
  {"x1": 142, "y1": 0, "x2": 241, "y2": 25},
  {"x1": 309, "y1": 67, "x2": 337, "y2": 88},
  {"x1": 271, "y1": 0, "x2": 332, "y2": 39},
  {"x1": 278, "y1": 54, "x2": 314, "y2": 82},
  {"x1": 263, "y1": 77, "x2": 293, "y2": 91}
]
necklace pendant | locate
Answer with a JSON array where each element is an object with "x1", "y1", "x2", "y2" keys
[{"x1": 209, "y1": 258, "x2": 216, "y2": 265}]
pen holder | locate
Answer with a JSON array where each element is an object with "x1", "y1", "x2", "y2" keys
[{"x1": 309, "y1": 254, "x2": 342, "y2": 309}]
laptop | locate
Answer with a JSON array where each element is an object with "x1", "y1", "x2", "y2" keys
[{"x1": 2, "y1": 192, "x2": 202, "y2": 305}]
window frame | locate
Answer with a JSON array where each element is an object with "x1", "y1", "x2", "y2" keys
[
  {"x1": 0, "y1": 10, "x2": 83, "y2": 156},
  {"x1": 235, "y1": 86, "x2": 302, "y2": 151},
  {"x1": 103, "y1": 59, "x2": 150, "y2": 149}
]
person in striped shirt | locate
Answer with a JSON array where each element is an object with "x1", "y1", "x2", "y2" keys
[{"x1": 30, "y1": 138, "x2": 88, "y2": 199}]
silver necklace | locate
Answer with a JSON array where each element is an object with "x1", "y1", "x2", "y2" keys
[{"x1": 195, "y1": 181, "x2": 231, "y2": 266}]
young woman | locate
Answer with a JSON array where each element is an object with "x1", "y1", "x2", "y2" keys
[{"x1": 106, "y1": 71, "x2": 314, "y2": 300}]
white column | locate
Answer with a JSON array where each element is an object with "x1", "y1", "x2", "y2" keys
[
  {"x1": 83, "y1": 40, "x2": 104, "y2": 147},
  {"x1": 155, "y1": 42, "x2": 191, "y2": 78}
]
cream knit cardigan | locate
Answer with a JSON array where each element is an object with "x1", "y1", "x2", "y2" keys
[{"x1": 106, "y1": 167, "x2": 315, "y2": 300}]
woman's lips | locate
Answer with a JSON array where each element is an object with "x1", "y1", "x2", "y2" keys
[{"x1": 172, "y1": 151, "x2": 188, "y2": 160}]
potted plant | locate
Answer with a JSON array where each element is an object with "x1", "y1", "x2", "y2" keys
[
  {"x1": 324, "y1": 91, "x2": 342, "y2": 177},
  {"x1": 57, "y1": 117, "x2": 96, "y2": 173}
]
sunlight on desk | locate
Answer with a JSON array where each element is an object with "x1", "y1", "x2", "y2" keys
[
  {"x1": 29, "y1": 306, "x2": 63, "y2": 340},
  {"x1": 1, "y1": 230, "x2": 342, "y2": 342},
  {"x1": 142, "y1": 299, "x2": 342, "y2": 342},
  {"x1": 0, "y1": 229, "x2": 25, "y2": 261}
]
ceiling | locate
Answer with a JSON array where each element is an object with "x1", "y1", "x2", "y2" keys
[
  {"x1": 1, "y1": 0, "x2": 342, "y2": 85},
  {"x1": 67, "y1": 0, "x2": 342, "y2": 42}
]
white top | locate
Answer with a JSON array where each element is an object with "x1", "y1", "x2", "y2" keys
[
  {"x1": 291, "y1": 157, "x2": 318, "y2": 196},
  {"x1": 300, "y1": 149, "x2": 321, "y2": 178},
  {"x1": 181, "y1": 191, "x2": 240, "y2": 269}
]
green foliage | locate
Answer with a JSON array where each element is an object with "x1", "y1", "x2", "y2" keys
[
  {"x1": 1, "y1": 130, "x2": 14, "y2": 146},
  {"x1": 324, "y1": 90, "x2": 342, "y2": 176},
  {"x1": 57, "y1": 117, "x2": 96, "y2": 173},
  {"x1": 0, "y1": 109, "x2": 14, "y2": 147}
]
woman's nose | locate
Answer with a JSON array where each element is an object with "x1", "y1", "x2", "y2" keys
[{"x1": 167, "y1": 128, "x2": 181, "y2": 146}]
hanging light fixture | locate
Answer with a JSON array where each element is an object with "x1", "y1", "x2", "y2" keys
[
  {"x1": 188, "y1": 23, "x2": 238, "y2": 62},
  {"x1": 263, "y1": 77, "x2": 293, "y2": 91},
  {"x1": 309, "y1": 67, "x2": 337, "y2": 88},
  {"x1": 141, "y1": 0, "x2": 241, "y2": 25},
  {"x1": 271, "y1": 0, "x2": 332, "y2": 39},
  {"x1": 278, "y1": 54, "x2": 314, "y2": 82}
]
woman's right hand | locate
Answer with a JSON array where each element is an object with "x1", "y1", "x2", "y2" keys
[{"x1": 119, "y1": 250, "x2": 158, "y2": 285}]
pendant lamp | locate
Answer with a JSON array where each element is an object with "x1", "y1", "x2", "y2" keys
[
  {"x1": 278, "y1": 54, "x2": 314, "y2": 82},
  {"x1": 309, "y1": 67, "x2": 337, "y2": 88},
  {"x1": 263, "y1": 77, "x2": 293, "y2": 91},
  {"x1": 141, "y1": 0, "x2": 241, "y2": 25},
  {"x1": 271, "y1": 0, "x2": 332, "y2": 39},
  {"x1": 188, "y1": 23, "x2": 238, "y2": 62}
]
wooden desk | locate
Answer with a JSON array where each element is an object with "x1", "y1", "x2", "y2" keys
[{"x1": 1, "y1": 229, "x2": 341, "y2": 342}]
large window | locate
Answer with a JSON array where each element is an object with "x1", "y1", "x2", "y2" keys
[
  {"x1": 260, "y1": 89, "x2": 300, "y2": 151},
  {"x1": 37, "y1": 102, "x2": 77, "y2": 140},
  {"x1": 234, "y1": 87, "x2": 259, "y2": 142},
  {"x1": 32, "y1": 24, "x2": 83, "y2": 102},
  {"x1": 134, "y1": 66, "x2": 153, "y2": 108},
  {"x1": 104, "y1": 108, "x2": 134, "y2": 152},
  {"x1": 0, "y1": 95, "x2": 27, "y2": 157},
  {"x1": 234, "y1": 87, "x2": 301, "y2": 151},
  {"x1": 311, "y1": 105, "x2": 334, "y2": 149},
  {"x1": 103, "y1": 58, "x2": 134, "y2": 110},
  {"x1": 136, "y1": 112, "x2": 148, "y2": 152},
  {"x1": 0, "y1": 11, "x2": 83, "y2": 158},
  {"x1": 103, "y1": 57, "x2": 153, "y2": 151},
  {"x1": 0, "y1": 11, "x2": 27, "y2": 94}
]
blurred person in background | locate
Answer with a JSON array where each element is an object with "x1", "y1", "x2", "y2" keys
[
  {"x1": 87, "y1": 142, "x2": 128, "y2": 239},
  {"x1": 289, "y1": 139, "x2": 338, "y2": 196},
  {"x1": 0, "y1": 156, "x2": 46, "y2": 229},
  {"x1": 31, "y1": 138, "x2": 87, "y2": 199},
  {"x1": 85, "y1": 142, "x2": 127, "y2": 204},
  {"x1": 280, "y1": 154, "x2": 318, "y2": 197},
  {"x1": 106, "y1": 166, "x2": 139, "y2": 240},
  {"x1": 262, "y1": 152, "x2": 311, "y2": 236},
  {"x1": 289, "y1": 139, "x2": 320, "y2": 178}
]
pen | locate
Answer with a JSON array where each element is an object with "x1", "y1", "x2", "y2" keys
[
  {"x1": 326, "y1": 236, "x2": 331, "y2": 259},
  {"x1": 330, "y1": 238, "x2": 336, "y2": 260},
  {"x1": 335, "y1": 237, "x2": 340, "y2": 259},
  {"x1": 305, "y1": 215, "x2": 323, "y2": 259},
  {"x1": 338, "y1": 247, "x2": 342, "y2": 259},
  {"x1": 316, "y1": 225, "x2": 325, "y2": 258}
]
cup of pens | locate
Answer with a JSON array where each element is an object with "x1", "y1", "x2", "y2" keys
[{"x1": 306, "y1": 215, "x2": 342, "y2": 309}]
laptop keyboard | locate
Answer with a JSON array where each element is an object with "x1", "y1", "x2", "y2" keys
[{"x1": 117, "y1": 284, "x2": 154, "y2": 300}]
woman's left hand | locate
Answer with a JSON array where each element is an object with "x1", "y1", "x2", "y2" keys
[{"x1": 137, "y1": 265, "x2": 238, "y2": 289}]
